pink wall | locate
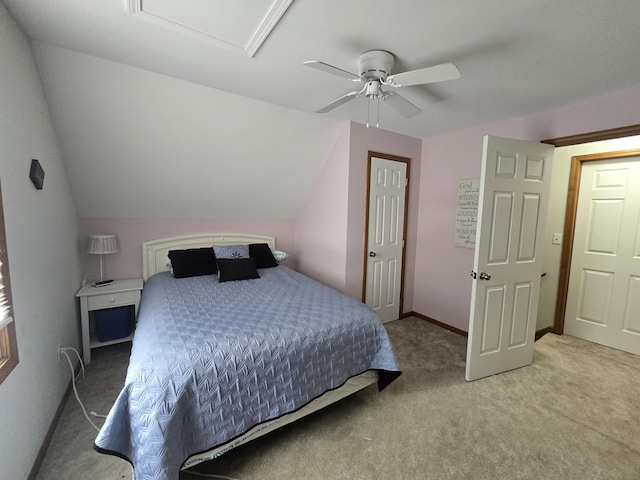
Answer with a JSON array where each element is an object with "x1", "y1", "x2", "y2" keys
[
  {"x1": 78, "y1": 217, "x2": 296, "y2": 282},
  {"x1": 295, "y1": 121, "x2": 422, "y2": 304},
  {"x1": 78, "y1": 84, "x2": 640, "y2": 331},
  {"x1": 415, "y1": 85, "x2": 640, "y2": 332},
  {"x1": 346, "y1": 122, "x2": 423, "y2": 304},
  {"x1": 295, "y1": 123, "x2": 351, "y2": 291}
]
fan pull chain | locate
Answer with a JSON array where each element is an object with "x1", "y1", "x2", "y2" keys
[{"x1": 366, "y1": 96, "x2": 381, "y2": 128}]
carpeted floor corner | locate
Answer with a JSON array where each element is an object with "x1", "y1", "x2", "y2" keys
[{"x1": 36, "y1": 316, "x2": 640, "y2": 480}]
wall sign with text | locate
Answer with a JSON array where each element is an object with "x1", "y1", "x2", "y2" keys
[{"x1": 455, "y1": 178, "x2": 479, "y2": 248}]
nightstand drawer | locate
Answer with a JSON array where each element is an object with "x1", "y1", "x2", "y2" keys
[{"x1": 87, "y1": 291, "x2": 136, "y2": 310}]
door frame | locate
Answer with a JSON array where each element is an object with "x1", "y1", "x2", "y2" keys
[
  {"x1": 551, "y1": 148, "x2": 640, "y2": 334},
  {"x1": 541, "y1": 124, "x2": 640, "y2": 335},
  {"x1": 361, "y1": 151, "x2": 411, "y2": 315}
]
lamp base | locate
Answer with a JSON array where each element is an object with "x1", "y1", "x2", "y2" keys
[{"x1": 93, "y1": 279, "x2": 114, "y2": 287}]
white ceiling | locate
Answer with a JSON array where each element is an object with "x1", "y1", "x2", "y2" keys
[
  {"x1": 4, "y1": 1, "x2": 640, "y2": 219},
  {"x1": 6, "y1": 0, "x2": 640, "y2": 138}
]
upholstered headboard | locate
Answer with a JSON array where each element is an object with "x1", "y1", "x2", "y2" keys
[{"x1": 141, "y1": 233, "x2": 276, "y2": 281}]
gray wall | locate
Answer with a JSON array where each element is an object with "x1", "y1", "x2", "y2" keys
[{"x1": 0, "y1": 4, "x2": 82, "y2": 478}]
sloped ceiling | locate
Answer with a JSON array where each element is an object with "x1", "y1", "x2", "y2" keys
[
  {"x1": 31, "y1": 42, "x2": 339, "y2": 218},
  {"x1": 4, "y1": 0, "x2": 640, "y2": 218}
]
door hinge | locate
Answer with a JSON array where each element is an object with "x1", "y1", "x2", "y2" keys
[{"x1": 405, "y1": 177, "x2": 409, "y2": 187}]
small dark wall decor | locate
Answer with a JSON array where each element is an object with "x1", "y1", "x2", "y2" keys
[{"x1": 29, "y1": 159, "x2": 44, "y2": 190}]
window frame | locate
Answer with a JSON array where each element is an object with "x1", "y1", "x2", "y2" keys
[{"x1": 0, "y1": 180, "x2": 18, "y2": 384}]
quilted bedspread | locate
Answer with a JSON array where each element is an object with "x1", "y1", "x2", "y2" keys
[{"x1": 94, "y1": 266, "x2": 401, "y2": 480}]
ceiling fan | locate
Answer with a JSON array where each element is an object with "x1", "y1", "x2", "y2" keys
[{"x1": 304, "y1": 50, "x2": 460, "y2": 126}]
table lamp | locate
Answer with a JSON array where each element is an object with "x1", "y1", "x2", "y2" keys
[{"x1": 87, "y1": 234, "x2": 118, "y2": 285}]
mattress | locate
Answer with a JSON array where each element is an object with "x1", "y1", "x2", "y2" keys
[{"x1": 94, "y1": 266, "x2": 401, "y2": 480}]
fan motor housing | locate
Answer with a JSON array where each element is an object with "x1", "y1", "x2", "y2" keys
[{"x1": 358, "y1": 50, "x2": 394, "y2": 81}]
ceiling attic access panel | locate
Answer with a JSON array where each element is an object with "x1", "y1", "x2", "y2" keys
[{"x1": 126, "y1": 0, "x2": 294, "y2": 56}]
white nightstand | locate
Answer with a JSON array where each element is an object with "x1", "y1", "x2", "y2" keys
[{"x1": 76, "y1": 278, "x2": 143, "y2": 364}]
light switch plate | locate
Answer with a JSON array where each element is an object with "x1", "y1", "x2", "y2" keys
[{"x1": 552, "y1": 233, "x2": 562, "y2": 245}]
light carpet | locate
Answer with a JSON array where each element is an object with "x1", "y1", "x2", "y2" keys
[{"x1": 35, "y1": 316, "x2": 640, "y2": 480}]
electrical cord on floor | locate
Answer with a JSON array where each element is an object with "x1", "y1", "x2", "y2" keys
[
  {"x1": 59, "y1": 347, "x2": 102, "y2": 432},
  {"x1": 182, "y1": 471, "x2": 239, "y2": 480}
]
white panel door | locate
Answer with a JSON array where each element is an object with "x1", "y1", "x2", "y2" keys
[
  {"x1": 564, "y1": 157, "x2": 640, "y2": 354},
  {"x1": 365, "y1": 157, "x2": 406, "y2": 323},
  {"x1": 466, "y1": 136, "x2": 554, "y2": 381}
]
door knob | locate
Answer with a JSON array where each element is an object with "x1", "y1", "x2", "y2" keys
[
  {"x1": 369, "y1": 251, "x2": 377, "y2": 257},
  {"x1": 471, "y1": 271, "x2": 491, "y2": 280}
]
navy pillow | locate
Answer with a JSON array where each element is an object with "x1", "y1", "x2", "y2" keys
[
  {"x1": 216, "y1": 258, "x2": 260, "y2": 283},
  {"x1": 168, "y1": 248, "x2": 217, "y2": 278},
  {"x1": 249, "y1": 243, "x2": 278, "y2": 268}
]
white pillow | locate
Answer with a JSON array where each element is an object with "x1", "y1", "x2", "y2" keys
[
  {"x1": 273, "y1": 250, "x2": 289, "y2": 262},
  {"x1": 213, "y1": 244, "x2": 250, "y2": 260}
]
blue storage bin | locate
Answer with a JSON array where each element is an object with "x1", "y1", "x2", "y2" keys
[{"x1": 94, "y1": 306, "x2": 133, "y2": 342}]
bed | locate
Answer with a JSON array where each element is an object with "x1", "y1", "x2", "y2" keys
[{"x1": 94, "y1": 233, "x2": 401, "y2": 480}]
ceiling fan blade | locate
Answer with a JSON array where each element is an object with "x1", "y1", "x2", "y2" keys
[
  {"x1": 316, "y1": 90, "x2": 360, "y2": 113},
  {"x1": 383, "y1": 91, "x2": 422, "y2": 118},
  {"x1": 303, "y1": 60, "x2": 361, "y2": 82},
  {"x1": 387, "y1": 63, "x2": 461, "y2": 87}
]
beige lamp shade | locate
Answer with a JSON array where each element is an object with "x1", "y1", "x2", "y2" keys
[
  {"x1": 87, "y1": 234, "x2": 118, "y2": 282},
  {"x1": 87, "y1": 234, "x2": 118, "y2": 255}
]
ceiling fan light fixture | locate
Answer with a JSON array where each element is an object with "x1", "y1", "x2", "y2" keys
[
  {"x1": 304, "y1": 49, "x2": 460, "y2": 124},
  {"x1": 365, "y1": 80, "x2": 382, "y2": 99}
]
